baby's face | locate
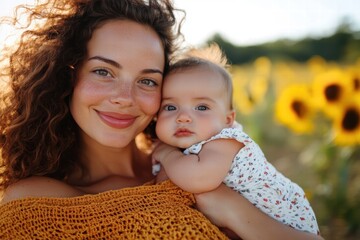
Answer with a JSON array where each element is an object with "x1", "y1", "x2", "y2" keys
[{"x1": 156, "y1": 67, "x2": 234, "y2": 148}]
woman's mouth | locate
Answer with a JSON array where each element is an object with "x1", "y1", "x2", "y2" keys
[{"x1": 97, "y1": 111, "x2": 137, "y2": 129}]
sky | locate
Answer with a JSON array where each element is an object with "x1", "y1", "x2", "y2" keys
[
  {"x1": 1, "y1": 0, "x2": 360, "y2": 47},
  {"x1": 174, "y1": 0, "x2": 360, "y2": 46}
]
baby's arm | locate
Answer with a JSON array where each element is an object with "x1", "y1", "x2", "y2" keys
[
  {"x1": 152, "y1": 139, "x2": 244, "y2": 193},
  {"x1": 195, "y1": 184, "x2": 324, "y2": 240}
]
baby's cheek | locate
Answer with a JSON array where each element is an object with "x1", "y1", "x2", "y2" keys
[{"x1": 155, "y1": 118, "x2": 170, "y2": 142}]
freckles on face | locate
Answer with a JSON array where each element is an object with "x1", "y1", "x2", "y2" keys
[
  {"x1": 69, "y1": 20, "x2": 165, "y2": 147},
  {"x1": 72, "y1": 72, "x2": 105, "y2": 105},
  {"x1": 135, "y1": 87, "x2": 161, "y2": 118}
]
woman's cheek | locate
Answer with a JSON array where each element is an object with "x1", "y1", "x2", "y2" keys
[
  {"x1": 138, "y1": 91, "x2": 161, "y2": 115},
  {"x1": 74, "y1": 77, "x2": 108, "y2": 103}
]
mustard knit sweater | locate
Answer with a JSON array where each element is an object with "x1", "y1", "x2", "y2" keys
[{"x1": 0, "y1": 180, "x2": 227, "y2": 239}]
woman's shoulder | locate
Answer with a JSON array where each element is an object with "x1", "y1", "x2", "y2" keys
[{"x1": 1, "y1": 176, "x2": 83, "y2": 204}]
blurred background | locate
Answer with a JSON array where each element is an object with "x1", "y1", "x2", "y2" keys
[
  {"x1": 2, "y1": 0, "x2": 360, "y2": 239},
  {"x1": 173, "y1": 1, "x2": 360, "y2": 239}
]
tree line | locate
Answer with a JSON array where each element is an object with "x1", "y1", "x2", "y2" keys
[{"x1": 207, "y1": 24, "x2": 360, "y2": 64}]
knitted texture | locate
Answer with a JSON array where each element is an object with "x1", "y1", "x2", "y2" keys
[{"x1": 0, "y1": 180, "x2": 227, "y2": 239}]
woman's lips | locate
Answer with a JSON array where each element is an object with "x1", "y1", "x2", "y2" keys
[{"x1": 97, "y1": 111, "x2": 136, "y2": 129}]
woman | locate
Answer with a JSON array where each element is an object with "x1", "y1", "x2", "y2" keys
[{"x1": 0, "y1": 0, "x2": 323, "y2": 239}]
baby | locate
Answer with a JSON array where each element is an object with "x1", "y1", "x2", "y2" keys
[{"x1": 152, "y1": 44, "x2": 319, "y2": 234}]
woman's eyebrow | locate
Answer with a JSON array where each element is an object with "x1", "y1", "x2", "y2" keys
[
  {"x1": 88, "y1": 56, "x2": 120, "y2": 68},
  {"x1": 87, "y1": 55, "x2": 163, "y2": 75},
  {"x1": 143, "y1": 68, "x2": 163, "y2": 75}
]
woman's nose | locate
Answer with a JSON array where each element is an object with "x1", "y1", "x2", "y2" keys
[
  {"x1": 109, "y1": 81, "x2": 133, "y2": 106},
  {"x1": 176, "y1": 111, "x2": 192, "y2": 123}
]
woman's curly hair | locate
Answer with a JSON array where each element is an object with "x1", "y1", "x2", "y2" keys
[{"x1": 0, "y1": 0, "x2": 183, "y2": 190}]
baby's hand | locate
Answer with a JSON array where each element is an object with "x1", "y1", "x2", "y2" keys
[
  {"x1": 152, "y1": 142, "x2": 179, "y2": 165},
  {"x1": 151, "y1": 142, "x2": 180, "y2": 181},
  {"x1": 151, "y1": 142, "x2": 178, "y2": 182},
  {"x1": 153, "y1": 165, "x2": 169, "y2": 183}
]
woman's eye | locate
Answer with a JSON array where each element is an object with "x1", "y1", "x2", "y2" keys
[
  {"x1": 139, "y1": 79, "x2": 157, "y2": 87},
  {"x1": 196, "y1": 105, "x2": 209, "y2": 111},
  {"x1": 93, "y1": 69, "x2": 111, "y2": 77},
  {"x1": 164, "y1": 105, "x2": 176, "y2": 111}
]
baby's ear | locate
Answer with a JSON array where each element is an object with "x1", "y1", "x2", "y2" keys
[{"x1": 225, "y1": 110, "x2": 236, "y2": 127}]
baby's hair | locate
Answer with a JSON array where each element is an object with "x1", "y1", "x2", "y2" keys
[
  {"x1": 168, "y1": 43, "x2": 234, "y2": 110},
  {"x1": 183, "y1": 43, "x2": 229, "y2": 68}
]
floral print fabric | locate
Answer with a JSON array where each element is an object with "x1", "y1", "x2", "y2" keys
[{"x1": 184, "y1": 128, "x2": 319, "y2": 234}]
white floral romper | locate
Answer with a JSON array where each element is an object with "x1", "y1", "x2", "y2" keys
[{"x1": 184, "y1": 127, "x2": 319, "y2": 234}]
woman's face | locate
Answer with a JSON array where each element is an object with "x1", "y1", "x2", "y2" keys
[{"x1": 70, "y1": 20, "x2": 164, "y2": 148}]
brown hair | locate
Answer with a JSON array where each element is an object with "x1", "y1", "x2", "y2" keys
[
  {"x1": 167, "y1": 43, "x2": 234, "y2": 110},
  {"x1": 0, "y1": 0, "x2": 183, "y2": 190}
]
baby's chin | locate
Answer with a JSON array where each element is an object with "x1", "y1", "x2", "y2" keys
[
  {"x1": 176, "y1": 142, "x2": 195, "y2": 150},
  {"x1": 168, "y1": 137, "x2": 200, "y2": 149},
  {"x1": 173, "y1": 141, "x2": 195, "y2": 149}
]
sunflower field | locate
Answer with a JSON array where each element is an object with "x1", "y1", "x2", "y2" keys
[{"x1": 231, "y1": 56, "x2": 360, "y2": 240}]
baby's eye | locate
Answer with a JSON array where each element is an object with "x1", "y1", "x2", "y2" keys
[
  {"x1": 164, "y1": 105, "x2": 177, "y2": 111},
  {"x1": 196, "y1": 105, "x2": 209, "y2": 111},
  {"x1": 139, "y1": 79, "x2": 158, "y2": 87},
  {"x1": 93, "y1": 69, "x2": 111, "y2": 77}
]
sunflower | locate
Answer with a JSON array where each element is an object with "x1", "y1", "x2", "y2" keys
[
  {"x1": 272, "y1": 61, "x2": 312, "y2": 97},
  {"x1": 232, "y1": 62, "x2": 271, "y2": 115},
  {"x1": 331, "y1": 96, "x2": 360, "y2": 146},
  {"x1": 253, "y1": 56, "x2": 272, "y2": 78},
  {"x1": 345, "y1": 66, "x2": 360, "y2": 94},
  {"x1": 312, "y1": 68, "x2": 353, "y2": 118},
  {"x1": 307, "y1": 55, "x2": 327, "y2": 75},
  {"x1": 232, "y1": 67, "x2": 256, "y2": 115},
  {"x1": 272, "y1": 62, "x2": 297, "y2": 95},
  {"x1": 249, "y1": 76, "x2": 269, "y2": 104},
  {"x1": 275, "y1": 84, "x2": 315, "y2": 134}
]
